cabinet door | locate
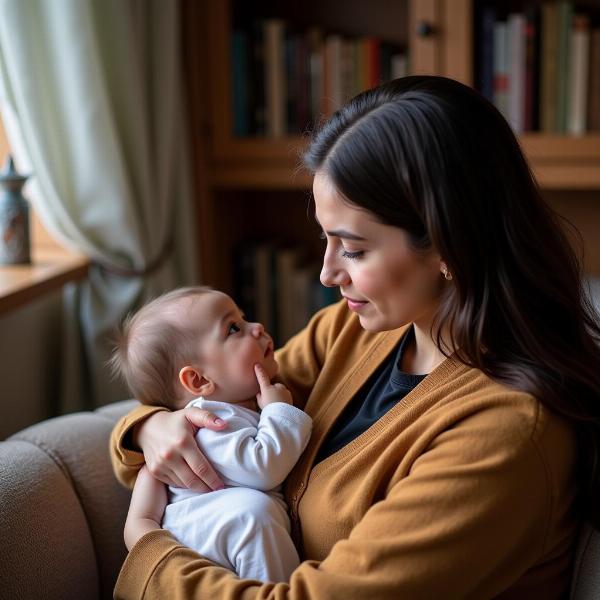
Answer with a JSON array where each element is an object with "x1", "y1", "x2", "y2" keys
[{"x1": 410, "y1": 0, "x2": 472, "y2": 85}]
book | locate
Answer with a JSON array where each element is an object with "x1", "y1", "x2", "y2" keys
[
  {"x1": 325, "y1": 34, "x2": 343, "y2": 113},
  {"x1": 254, "y1": 243, "x2": 275, "y2": 337},
  {"x1": 479, "y1": 5, "x2": 496, "y2": 102},
  {"x1": 264, "y1": 19, "x2": 286, "y2": 138},
  {"x1": 341, "y1": 38, "x2": 356, "y2": 105},
  {"x1": 568, "y1": 14, "x2": 591, "y2": 135},
  {"x1": 507, "y1": 13, "x2": 526, "y2": 134},
  {"x1": 391, "y1": 53, "x2": 408, "y2": 79},
  {"x1": 493, "y1": 21, "x2": 509, "y2": 120},
  {"x1": 307, "y1": 27, "x2": 324, "y2": 127},
  {"x1": 556, "y1": 1, "x2": 574, "y2": 133},
  {"x1": 365, "y1": 37, "x2": 381, "y2": 88},
  {"x1": 588, "y1": 28, "x2": 600, "y2": 131},
  {"x1": 285, "y1": 32, "x2": 298, "y2": 135},
  {"x1": 276, "y1": 247, "x2": 301, "y2": 344},
  {"x1": 524, "y1": 5, "x2": 540, "y2": 132},
  {"x1": 541, "y1": 2, "x2": 559, "y2": 132},
  {"x1": 248, "y1": 20, "x2": 266, "y2": 136},
  {"x1": 231, "y1": 30, "x2": 249, "y2": 136},
  {"x1": 234, "y1": 242, "x2": 257, "y2": 321}
]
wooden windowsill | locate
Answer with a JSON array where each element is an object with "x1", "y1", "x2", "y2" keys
[{"x1": 0, "y1": 243, "x2": 89, "y2": 315}]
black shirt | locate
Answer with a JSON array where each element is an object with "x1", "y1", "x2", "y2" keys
[{"x1": 315, "y1": 326, "x2": 426, "y2": 463}]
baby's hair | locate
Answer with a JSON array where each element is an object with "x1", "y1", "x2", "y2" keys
[{"x1": 109, "y1": 286, "x2": 214, "y2": 409}]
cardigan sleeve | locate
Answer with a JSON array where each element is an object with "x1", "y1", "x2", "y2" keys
[
  {"x1": 109, "y1": 403, "x2": 168, "y2": 488},
  {"x1": 113, "y1": 402, "x2": 576, "y2": 599}
]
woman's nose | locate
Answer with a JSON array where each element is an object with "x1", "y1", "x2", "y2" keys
[{"x1": 320, "y1": 260, "x2": 350, "y2": 288}]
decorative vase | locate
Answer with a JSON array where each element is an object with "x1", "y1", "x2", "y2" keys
[{"x1": 0, "y1": 155, "x2": 30, "y2": 264}]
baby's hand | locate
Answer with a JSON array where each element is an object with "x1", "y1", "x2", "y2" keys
[{"x1": 254, "y1": 364, "x2": 292, "y2": 409}]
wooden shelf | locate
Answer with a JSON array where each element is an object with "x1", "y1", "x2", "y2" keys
[
  {"x1": 520, "y1": 134, "x2": 600, "y2": 189},
  {"x1": 0, "y1": 245, "x2": 89, "y2": 316},
  {"x1": 209, "y1": 133, "x2": 600, "y2": 190}
]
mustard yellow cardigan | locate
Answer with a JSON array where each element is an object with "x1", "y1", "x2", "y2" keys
[{"x1": 111, "y1": 299, "x2": 579, "y2": 599}]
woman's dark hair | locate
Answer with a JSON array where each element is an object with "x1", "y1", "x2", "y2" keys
[{"x1": 304, "y1": 75, "x2": 600, "y2": 527}]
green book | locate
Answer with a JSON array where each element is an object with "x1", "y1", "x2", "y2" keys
[{"x1": 556, "y1": 1, "x2": 573, "y2": 133}]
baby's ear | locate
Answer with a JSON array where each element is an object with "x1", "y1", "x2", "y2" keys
[{"x1": 179, "y1": 366, "x2": 215, "y2": 397}]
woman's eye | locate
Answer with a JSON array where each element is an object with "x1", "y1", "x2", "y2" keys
[
  {"x1": 319, "y1": 230, "x2": 326, "y2": 240},
  {"x1": 227, "y1": 323, "x2": 241, "y2": 336},
  {"x1": 341, "y1": 249, "x2": 364, "y2": 260}
]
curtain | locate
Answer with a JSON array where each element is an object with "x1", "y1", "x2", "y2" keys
[{"x1": 0, "y1": 0, "x2": 198, "y2": 409}]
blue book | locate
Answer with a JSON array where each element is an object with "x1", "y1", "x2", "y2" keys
[
  {"x1": 231, "y1": 30, "x2": 249, "y2": 136},
  {"x1": 479, "y1": 6, "x2": 496, "y2": 102}
]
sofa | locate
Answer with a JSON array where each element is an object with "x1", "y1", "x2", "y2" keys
[{"x1": 0, "y1": 399, "x2": 598, "y2": 599}]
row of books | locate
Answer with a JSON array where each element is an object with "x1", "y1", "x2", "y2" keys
[
  {"x1": 231, "y1": 19, "x2": 408, "y2": 138},
  {"x1": 234, "y1": 242, "x2": 340, "y2": 346},
  {"x1": 477, "y1": 2, "x2": 600, "y2": 135}
]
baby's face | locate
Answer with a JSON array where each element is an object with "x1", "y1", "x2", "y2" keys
[{"x1": 189, "y1": 291, "x2": 278, "y2": 401}]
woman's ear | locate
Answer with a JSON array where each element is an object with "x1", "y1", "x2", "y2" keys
[{"x1": 179, "y1": 366, "x2": 215, "y2": 397}]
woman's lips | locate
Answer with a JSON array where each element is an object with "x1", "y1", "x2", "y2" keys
[{"x1": 345, "y1": 297, "x2": 369, "y2": 311}]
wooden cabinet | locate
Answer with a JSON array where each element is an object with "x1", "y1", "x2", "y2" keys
[{"x1": 184, "y1": 0, "x2": 600, "y2": 293}]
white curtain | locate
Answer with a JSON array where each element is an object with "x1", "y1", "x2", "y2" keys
[{"x1": 0, "y1": 0, "x2": 198, "y2": 408}]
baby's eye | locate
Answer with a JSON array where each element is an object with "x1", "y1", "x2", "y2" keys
[{"x1": 227, "y1": 322, "x2": 241, "y2": 336}]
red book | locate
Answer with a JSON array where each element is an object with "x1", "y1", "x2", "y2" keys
[{"x1": 365, "y1": 37, "x2": 381, "y2": 88}]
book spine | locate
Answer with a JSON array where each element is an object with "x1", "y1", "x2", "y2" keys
[
  {"x1": 285, "y1": 32, "x2": 298, "y2": 135},
  {"x1": 231, "y1": 30, "x2": 249, "y2": 137},
  {"x1": 556, "y1": 1, "x2": 573, "y2": 133},
  {"x1": 391, "y1": 53, "x2": 408, "y2": 79},
  {"x1": 264, "y1": 19, "x2": 286, "y2": 138},
  {"x1": 366, "y1": 37, "x2": 381, "y2": 88},
  {"x1": 541, "y1": 3, "x2": 559, "y2": 132},
  {"x1": 295, "y1": 34, "x2": 309, "y2": 133},
  {"x1": 341, "y1": 39, "x2": 356, "y2": 103},
  {"x1": 307, "y1": 27, "x2": 324, "y2": 127},
  {"x1": 493, "y1": 21, "x2": 509, "y2": 120},
  {"x1": 568, "y1": 14, "x2": 590, "y2": 135},
  {"x1": 508, "y1": 13, "x2": 526, "y2": 134},
  {"x1": 524, "y1": 6, "x2": 540, "y2": 132},
  {"x1": 479, "y1": 6, "x2": 496, "y2": 102},
  {"x1": 325, "y1": 35, "x2": 343, "y2": 114},
  {"x1": 588, "y1": 29, "x2": 600, "y2": 131}
]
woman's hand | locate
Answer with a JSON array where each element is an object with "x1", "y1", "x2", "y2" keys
[
  {"x1": 134, "y1": 407, "x2": 227, "y2": 492},
  {"x1": 255, "y1": 364, "x2": 293, "y2": 409},
  {"x1": 124, "y1": 466, "x2": 167, "y2": 551}
]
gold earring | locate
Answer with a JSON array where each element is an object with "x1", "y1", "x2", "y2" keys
[{"x1": 442, "y1": 266, "x2": 453, "y2": 281}]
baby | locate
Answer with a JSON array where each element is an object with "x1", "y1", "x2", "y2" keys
[{"x1": 110, "y1": 286, "x2": 312, "y2": 582}]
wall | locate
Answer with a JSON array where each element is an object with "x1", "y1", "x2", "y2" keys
[{"x1": 0, "y1": 291, "x2": 63, "y2": 439}]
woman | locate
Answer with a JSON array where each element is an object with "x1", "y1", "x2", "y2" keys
[{"x1": 112, "y1": 76, "x2": 600, "y2": 598}]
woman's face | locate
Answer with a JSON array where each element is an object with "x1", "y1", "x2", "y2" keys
[{"x1": 313, "y1": 170, "x2": 445, "y2": 332}]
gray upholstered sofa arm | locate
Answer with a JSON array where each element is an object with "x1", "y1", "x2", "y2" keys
[{"x1": 0, "y1": 400, "x2": 138, "y2": 600}]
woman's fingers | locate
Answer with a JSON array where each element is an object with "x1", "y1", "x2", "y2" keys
[
  {"x1": 181, "y1": 444, "x2": 223, "y2": 491},
  {"x1": 185, "y1": 406, "x2": 227, "y2": 431},
  {"x1": 135, "y1": 407, "x2": 226, "y2": 491}
]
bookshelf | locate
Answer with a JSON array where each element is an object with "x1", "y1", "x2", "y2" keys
[{"x1": 185, "y1": 0, "x2": 600, "y2": 340}]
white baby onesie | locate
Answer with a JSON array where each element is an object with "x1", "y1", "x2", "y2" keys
[{"x1": 162, "y1": 398, "x2": 312, "y2": 583}]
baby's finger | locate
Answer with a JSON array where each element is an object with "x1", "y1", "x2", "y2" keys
[{"x1": 254, "y1": 363, "x2": 272, "y2": 390}]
